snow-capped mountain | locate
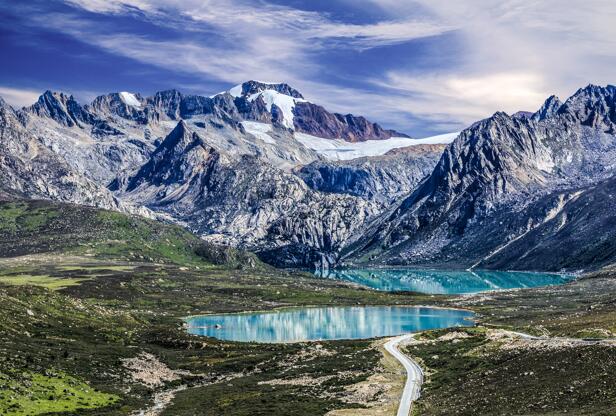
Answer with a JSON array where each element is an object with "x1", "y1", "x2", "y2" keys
[
  {"x1": 0, "y1": 81, "x2": 448, "y2": 268},
  {"x1": 218, "y1": 80, "x2": 410, "y2": 142},
  {"x1": 1, "y1": 81, "x2": 615, "y2": 270}
]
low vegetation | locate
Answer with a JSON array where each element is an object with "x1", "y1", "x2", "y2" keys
[
  {"x1": 0, "y1": 200, "x2": 431, "y2": 415},
  {"x1": 408, "y1": 327, "x2": 616, "y2": 415},
  {"x1": 1, "y1": 199, "x2": 615, "y2": 415}
]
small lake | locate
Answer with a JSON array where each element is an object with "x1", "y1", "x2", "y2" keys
[
  {"x1": 185, "y1": 306, "x2": 474, "y2": 343},
  {"x1": 319, "y1": 269, "x2": 574, "y2": 294}
]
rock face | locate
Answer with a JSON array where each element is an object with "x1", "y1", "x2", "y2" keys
[
  {"x1": 3, "y1": 80, "x2": 616, "y2": 271},
  {"x1": 343, "y1": 85, "x2": 616, "y2": 271},
  {"x1": 532, "y1": 95, "x2": 562, "y2": 121},
  {"x1": 293, "y1": 101, "x2": 408, "y2": 141},
  {"x1": 118, "y1": 121, "x2": 379, "y2": 268},
  {"x1": 297, "y1": 144, "x2": 445, "y2": 204},
  {"x1": 0, "y1": 81, "x2": 429, "y2": 268},
  {"x1": 27, "y1": 91, "x2": 94, "y2": 128},
  {"x1": 0, "y1": 97, "x2": 129, "y2": 211}
]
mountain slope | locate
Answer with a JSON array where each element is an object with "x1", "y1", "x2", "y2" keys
[
  {"x1": 296, "y1": 144, "x2": 446, "y2": 204},
  {"x1": 0, "y1": 199, "x2": 263, "y2": 269},
  {"x1": 117, "y1": 121, "x2": 380, "y2": 268},
  {"x1": 0, "y1": 97, "x2": 132, "y2": 211},
  {"x1": 344, "y1": 85, "x2": 616, "y2": 271}
]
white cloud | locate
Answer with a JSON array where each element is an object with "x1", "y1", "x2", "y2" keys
[
  {"x1": 64, "y1": 0, "x2": 153, "y2": 13},
  {"x1": 45, "y1": 0, "x2": 616, "y2": 135},
  {"x1": 397, "y1": 0, "x2": 616, "y2": 94},
  {"x1": 357, "y1": 0, "x2": 616, "y2": 131},
  {"x1": 0, "y1": 86, "x2": 41, "y2": 108},
  {"x1": 372, "y1": 71, "x2": 549, "y2": 128}
]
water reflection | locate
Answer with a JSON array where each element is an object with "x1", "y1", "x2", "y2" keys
[
  {"x1": 318, "y1": 269, "x2": 574, "y2": 294},
  {"x1": 186, "y1": 306, "x2": 474, "y2": 343}
]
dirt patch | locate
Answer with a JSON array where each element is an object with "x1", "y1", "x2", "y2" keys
[
  {"x1": 276, "y1": 344, "x2": 336, "y2": 369},
  {"x1": 122, "y1": 352, "x2": 183, "y2": 387},
  {"x1": 437, "y1": 331, "x2": 471, "y2": 341}
]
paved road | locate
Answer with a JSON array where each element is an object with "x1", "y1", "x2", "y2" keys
[
  {"x1": 384, "y1": 334, "x2": 423, "y2": 416},
  {"x1": 383, "y1": 330, "x2": 615, "y2": 416}
]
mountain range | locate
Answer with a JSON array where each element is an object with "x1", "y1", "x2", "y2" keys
[{"x1": 1, "y1": 81, "x2": 615, "y2": 271}]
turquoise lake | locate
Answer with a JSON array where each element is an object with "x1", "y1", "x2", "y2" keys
[
  {"x1": 185, "y1": 306, "x2": 474, "y2": 343},
  {"x1": 318, "y1": 269, "x2": 574, "y2": 294}
]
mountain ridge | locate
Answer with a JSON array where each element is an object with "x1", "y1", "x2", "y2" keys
[
  {"x1": 1, "y1": 81, "x2": 615, "y2": 270},
  {"x1": 342, "y1": 85, "x2": 616, "y2": 270}
]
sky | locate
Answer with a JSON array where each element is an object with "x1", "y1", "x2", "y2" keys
[{"x1": 1, "y1": 0, "x2": 615, "y2": 136}]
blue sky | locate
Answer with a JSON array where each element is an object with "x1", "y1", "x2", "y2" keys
[{"x1": 1, "y1": 0, "x2": 615, "y2": 136}]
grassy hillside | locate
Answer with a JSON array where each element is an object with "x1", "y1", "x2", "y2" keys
[
  {"x1": 1, "y1": 199, "x2": 615, "y2": 415},
  {"x1": 0, "y1": 199, "x2": 261, "y2": 268},
  {"x1": 0, "y1": 199, "x2": 433, "y2": 415}
]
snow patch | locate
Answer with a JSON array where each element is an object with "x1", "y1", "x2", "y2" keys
[
  {"x1": 411, "y1": 132, "x2": 459, "y2": 144},
  {"x1": 119, "y1": 92, "x2": 141, "y2": 108},
  {"x1": 228, "y1": 84, "x2": 243, "y2": 98},
  {"x1": 248, "y1": 90, "x2": 305, "y2": 130},
  {"x1": 241, "y1": 121, "x2": 275, "y2": 144},
  {"x1": 295, "y1": 132, "x2": 458, "y2": 161}
]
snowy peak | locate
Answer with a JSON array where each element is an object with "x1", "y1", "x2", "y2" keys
[
  {"x1": 224, "y1": 81, "x2": 306, "y2": 130},
  {"x1": 119, "y1": 91, "x2": 142, "y2": 108},
  {"x1": 90, "y1": 92, "x2": 148, "y2": 123},
  {"x1": 228, "y1": 80, "x2": 304, "y2": 100}
]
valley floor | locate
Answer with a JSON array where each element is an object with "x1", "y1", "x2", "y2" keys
[{"x1": 1, "y1": 254, "x2": 615, "y2": 415}]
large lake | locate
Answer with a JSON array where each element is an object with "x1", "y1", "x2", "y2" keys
[
  {"x1": 185, "y1": 306, "x2": 474, "y2": 343},
  {"x1": 318, "y1": 269, "x2": 574, "y2": 294}
]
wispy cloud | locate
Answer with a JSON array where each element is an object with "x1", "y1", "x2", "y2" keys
[
  {"x1": 15, "y1": 0, "x2": 616, "y2": 136},
  {"x1": 0, "y1": 86, "x2": 41, "y2": 108},
  {"x1": 63, "y1": 0, "x2": 453, "y2": 49},
  {"x1": 372, "y1": 71, "x2": 549, "y2": 128},
  {"x1": 356, "y1": 0, "x2": 616, "y2": 131}
]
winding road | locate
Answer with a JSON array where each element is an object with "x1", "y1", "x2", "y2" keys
[
  {"x1": 384, "y1": 334, "x2": 424, "y2": 416},
  {"x1": 383, "y1": 329, "x2": 616, "y2": 416}
]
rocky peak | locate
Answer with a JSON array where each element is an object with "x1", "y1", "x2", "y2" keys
[
  {"x1": 512, "y1": 111, "x2": 533, "y2": 120},
  {"x1": 147, "y1": 89, "x2": 183, "y2": 120},
  {"x1": 293, "y1": 101, "x2": 409, "y2": 141},
  {"x1": 156, "y1": 120, "x2": 199, "y2": 153},
  {"x1": 229, "y1": 80, "x2": 304, "y2": 99},
  {"x1": 28, "y1": 90, "x2": 93, "y2": 127},
  {"x1": 557, "y1": 84, "x2": 616, "y2": 129},
  {"x1": 90, "y1": 92, "x2": 146, "y2": 122},
  {"x1": 125, "y1": 120, "x2": 219, "y2": 191},
  {"x1": 532, "y1": 95, "x2": 562, "y2": 121}
]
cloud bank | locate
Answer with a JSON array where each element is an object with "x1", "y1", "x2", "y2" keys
[{"x1": 3, "y1": 0, "x2": 615, "y2": 136}]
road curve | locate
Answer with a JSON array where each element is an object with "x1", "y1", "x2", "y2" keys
[{"x1": 384, "y1": 334, "x2": 423, "y2": 416}]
